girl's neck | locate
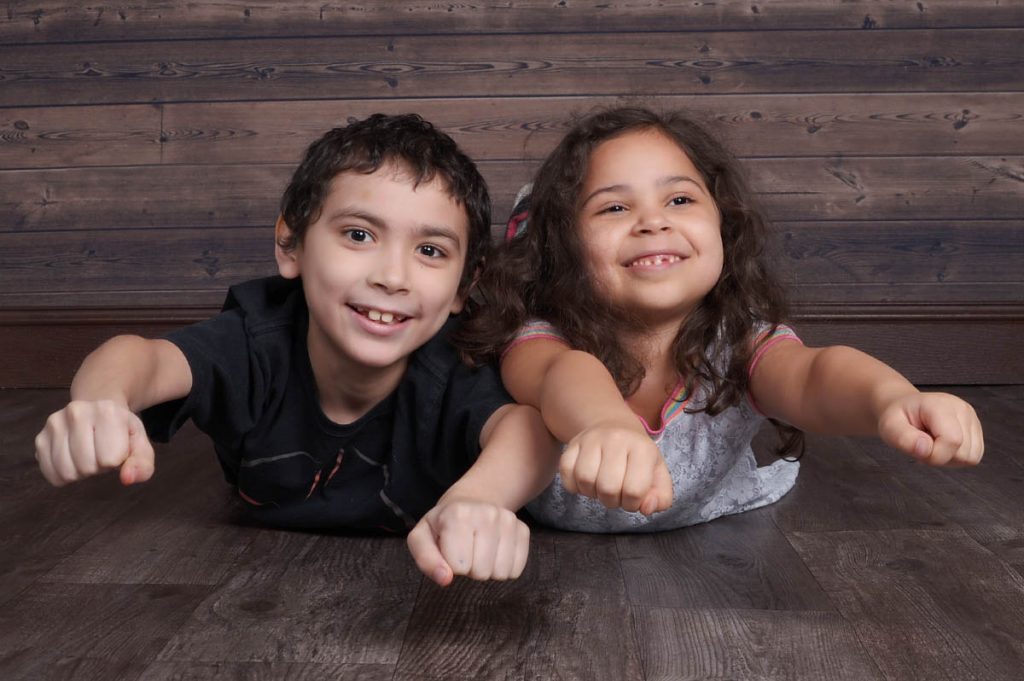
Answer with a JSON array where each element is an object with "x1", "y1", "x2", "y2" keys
[{"x1": 620, "y1": 322, "x2": 683, "y2": 430}]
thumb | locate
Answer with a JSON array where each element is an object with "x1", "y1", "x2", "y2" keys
[
  {"x1": 640, "y1": 459, "x2": 674, "y2": 515},
  {"x1": 119, "y1": 416, "x2": 156, "y2": 485},
  {"x1": 407, "y1": 515, "x2": 454, "y2": 587},
  {"x1": 882, "y1": 415, "x2": 933, "y2": 462}
]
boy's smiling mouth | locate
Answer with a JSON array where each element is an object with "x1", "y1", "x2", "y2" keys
[{"x1": 348, "y1": 304, "x2": 411, "y2": 325}]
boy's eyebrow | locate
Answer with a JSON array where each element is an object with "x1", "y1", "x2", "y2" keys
[
  {"x1": 326, "y1": 208, "x2": 463, "y2": 250},
  {"x1": 581, "y1": 175, "x2": 708, "y2": 206},
  {"x1": 415, "y1": 224, "x2": 464, "y2": 251}
]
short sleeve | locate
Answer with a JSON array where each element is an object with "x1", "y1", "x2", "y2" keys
[
  {"x1": 140, "y1": 309, "x2": 263, "y2": 449},
  {"x1": 748, "y1": 323, "x2": 802, "y2": 379},
  {"x1": 502, "y1": 319, "x2": 570, "y2": 359}
]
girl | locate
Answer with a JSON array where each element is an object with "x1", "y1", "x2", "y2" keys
[{"x1": 458, "y1": 106, "x2": 984, "y2": 533}]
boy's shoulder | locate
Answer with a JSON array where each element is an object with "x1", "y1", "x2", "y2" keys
[
  {"x1": 409, "y1": 314, "x2": 471, "y2": 382},
  {"x1": 220, "y1": 275, "x2": 304, "y2": 337}
]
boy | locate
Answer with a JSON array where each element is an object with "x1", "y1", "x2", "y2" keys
[{"x1": 33, "y1": 113, "x2": 557, "y2": 587}]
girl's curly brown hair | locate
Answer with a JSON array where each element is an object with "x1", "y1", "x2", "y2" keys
[{"x1": 456, "y1": 106, "x2": 802, "y2": 459}]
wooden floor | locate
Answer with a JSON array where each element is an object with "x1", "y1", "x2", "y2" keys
[{"x1": 1, "y1": 386, "x2": 1023, "y2": 681}]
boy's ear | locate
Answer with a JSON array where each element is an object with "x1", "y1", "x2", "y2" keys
[
  {"x1": 274, "y1": 215, "x2": 301, "y2": 279},
  {"x1": 450, "y1": 264, "x2": 482, "y2": 315}
]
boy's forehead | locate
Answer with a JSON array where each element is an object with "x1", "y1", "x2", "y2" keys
[{"x1": 324, "y1": 166, "x2": 470, "y2": 239}]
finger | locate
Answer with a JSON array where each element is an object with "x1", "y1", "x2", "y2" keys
[
  {"x1": 50, "y1": 424, "x2": 79, "y2": 485},
  {"x1": 34, "y1": 428, "x2": 62, "y2": 487},
  {"x1": 439, "y1": 515, "x2": 475, "y2": 578},
  {"x1": 120, "y1": 415, "x2": 155, "y2": 485},
  {"x1": 594, "y1": 448, "x2": 627, "y2": 509},
  {"x1": 469, "y1": 520, "x2": 499, "y2": 581},
  {"x1": 511, "y1": 520, "x2": 530, "y2": 579},
  {"x1": 970, "y1": 418, "x2": 985, "y2": 464},
  {"x1": 68, "y1": 418, "x2": 99, "y2": 479},
  {"x1": 924, "y1": 418, "x2": 965, "y2": 467},
  {"x1": 572, "y1": 447, "x2": 602, "y2": 500},
  {"x1": 880, "y1": 415, "x2": 933, "y2": 463},
  {"x1": 620, "y1": 450, "x2": 656, "y2": 513},
  {"x1": 490, "y1": 512, "x2": 521, "y2": 581},
  {"x1": 650, "y1": 459, "x2": 674, "y2": 512},
  {"x1": 559, "y1": 443, "x2": 580, "y2": 495},
  {"x1": 406, "y1": 517, "x2": 454, "y2": 587}
]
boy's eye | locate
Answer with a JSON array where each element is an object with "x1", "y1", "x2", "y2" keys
[
  {"x1": 344, "y1": 228, "x2": 371, "y2": 243},
  {"x1": 418, "y1": 244, "x2": 446, "y2": 259}
]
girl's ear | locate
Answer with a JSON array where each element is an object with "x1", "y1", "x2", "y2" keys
[{"x1": 274, "y1": 215, "x2": 301, "y2": 279}]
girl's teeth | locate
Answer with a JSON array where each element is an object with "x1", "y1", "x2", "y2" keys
[
  {"x1": 368, "y1": 309, "x2": 382, "y2": 321},
  {"x1": 380, "y1": 312, "x2": 395, "y2": 324}
]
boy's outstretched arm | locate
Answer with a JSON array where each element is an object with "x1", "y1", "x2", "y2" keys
[
  {"x1": 750, "y1": 342, "x2": 984, "y2": 467},
  {"x1": 406, "y1": 403, "x2": 558, "y2": 587},
  {"x1": 35, "y1": 335, "x2": 192, "y2": 487},
  {"x1": 500, "y1": 339, "x2": 673, "y2": 515}
]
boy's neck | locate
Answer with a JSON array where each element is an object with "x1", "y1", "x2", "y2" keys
[{"x1": 306, "y1": 336, "x2": 408, "y2": 426}]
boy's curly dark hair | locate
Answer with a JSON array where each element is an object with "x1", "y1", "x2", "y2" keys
[
  {"x1": 457, "y1": 106, "x2": 801, "y2": 458},
  {"x1": 278, "y1": 113, "x2": 491, "y2": 295}
]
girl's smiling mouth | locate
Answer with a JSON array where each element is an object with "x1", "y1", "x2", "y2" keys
[{"x1": 625, "y1": 252, "x2": 686, "y2": 269}]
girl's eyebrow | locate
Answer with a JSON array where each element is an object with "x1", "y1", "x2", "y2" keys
[{"x1": 581, "y1": 175, "x2": 708, "y2": 206}]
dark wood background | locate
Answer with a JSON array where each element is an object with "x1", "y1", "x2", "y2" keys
[{"x1": 1, "y1": 1, "x2": 1022, "y2": 387}]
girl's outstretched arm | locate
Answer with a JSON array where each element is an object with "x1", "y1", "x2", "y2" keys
[
  {"x1": 749, "y1": 342, "x2": 984, "y2": 467},
  {"x1": 501, "y1": 339, "x2": 674, "y2": 514}
]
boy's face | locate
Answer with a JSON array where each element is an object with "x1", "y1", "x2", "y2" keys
[{"x1": 276, "y1": 163, "x2": 470, "y2": 380}]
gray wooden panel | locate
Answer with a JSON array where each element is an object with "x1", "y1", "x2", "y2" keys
[
  {"x1": 632, "y1": 607, "x2": 886, "y2": 681},
  {"x1": 788, "y1": 528, "x2": 1024, "y2": 681},
  {"x1": 4, "y1": 157, "x2": 1023, "y2": 234},
  {"x1": 0, "y1": 104, "x2": 162, "y2": 169},
  {"x1": 4, "y1": 1, "x2": 1022, "y2": 43},
  {"x1": 3, "y1": 30, "x2": 1021, "y2": 107},
  {"x1": 7, "y1": 93, "x2": 1020, "y2": 170}
]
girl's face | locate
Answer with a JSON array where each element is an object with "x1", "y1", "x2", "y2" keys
[{"x1": 575, "y1": 128, "x2": 724, "y2": 330}]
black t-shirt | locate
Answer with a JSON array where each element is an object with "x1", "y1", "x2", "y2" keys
[{"x1": 141, "y1": 276, "x2": 512, "y2": 533}]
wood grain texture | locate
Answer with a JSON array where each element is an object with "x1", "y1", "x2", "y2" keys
[
  {"x1": 3, "y1": 29, "x2": 1022, "y2": 107},
  {"x1": 616, "y1": 511, "x2": 835, "y2": 611},
  {"x1": 632, "y1": 607, "x2": 887, "y2": 681},
  {"x1": 4, "y1": 157, "x2": 1022, "y2": 234},
  {"x1": 155, "y1": 531, "x2": 423, "y2": 665},
  {"x1": 788, "y1": 527, "x2": 1024, "y2": 681},
  {"x1": 0, "y1": 582, "x2": 215, "y2": 681},
  {"x1": 4, "y1": 93, "x2": 1020, "y2": 170},
  {"x1": 2, "y1": 387, "x2": 1023, "y2": 680},
  {"x1": 4, "y1": 1, "x2": 1023, "y2": 43},
  {"x1": 138, "y1": 662, "x2": 397, "y2": 681}
]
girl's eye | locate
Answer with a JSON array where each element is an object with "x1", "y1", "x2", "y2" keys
[
  {"x1": 670, "y1": 196, "x2": 692, "y2": 206},
  {"x1": 418, "y1": 244, "x2": 446, "y2": 259},
  {"x1": 600, "y1": 204, "x2": 626, "y2": 214}
]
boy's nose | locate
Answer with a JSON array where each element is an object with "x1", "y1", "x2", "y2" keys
[{"x1": 369, "y1": 252, "x2": 410, "y2": 293}]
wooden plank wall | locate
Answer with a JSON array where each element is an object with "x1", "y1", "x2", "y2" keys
[{"x1": 1, "y1": 1, "x2": 1022, "y2": 387}]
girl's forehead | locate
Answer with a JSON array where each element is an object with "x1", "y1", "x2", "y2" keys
[{"x1": 582, "y1": 128, "x2": 706, "y2": 188}]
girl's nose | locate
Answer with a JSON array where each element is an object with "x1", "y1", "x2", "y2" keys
[{"x1": 634, "y1": 208, "x2": 671, "y2": 234}]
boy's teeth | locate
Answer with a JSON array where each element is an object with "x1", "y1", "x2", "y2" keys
[{"x1": 365, "y1": 309, "x2": 397, "y2": 324}]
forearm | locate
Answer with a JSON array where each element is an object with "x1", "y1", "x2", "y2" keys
[
  {"x1": 538, "y1": 350, "x2": 644, "y2": 442},
  {"x1": 441, "y1": 404, "x2": 559, "y2": 511},
  {"x1": 70, "y1": 335, "x2": 190, "y2": 411},
  {"x1": 797, "y1": 345, "x2": 919, "y2": 435}
]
